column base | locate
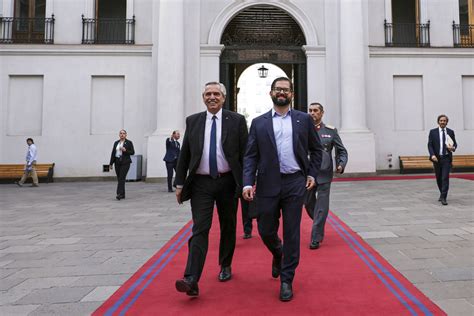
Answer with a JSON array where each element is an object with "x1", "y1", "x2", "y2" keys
[
  {"x1": 339, "y1": 130, "x2": 376, "y2": 173},
  {"x1": 145, "y1": 133, "x2": 169, "y2": 179}
]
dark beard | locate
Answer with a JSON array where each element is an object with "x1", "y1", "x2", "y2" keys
[{"x1": 271, "y1": 95, "x2": 291, "y2": 107}]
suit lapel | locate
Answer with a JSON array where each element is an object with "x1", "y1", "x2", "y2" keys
[
  {"x1": 221, "y1": 110, "x2": 229, "y2": 145},
  {"x1": 291, "y1": 110, "x2": 300, "y2": 154},
  {"x1": 198, "y1": 112, "x2": 207, "y2": 155},
  {"x1": 264, "y1": 110, "x2": 277, "y2": 151}
]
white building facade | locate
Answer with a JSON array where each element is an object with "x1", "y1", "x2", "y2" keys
[{"x1": 1, "y1": 0, "x2": 473, "y2": 179}]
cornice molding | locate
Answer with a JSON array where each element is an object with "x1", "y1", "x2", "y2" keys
[
  {"x1": 0, "y1": 44, "x2": 152, "y2": 56},
  {"x1": 369, "y1": 46, "x2": 474, "y2": 58}
]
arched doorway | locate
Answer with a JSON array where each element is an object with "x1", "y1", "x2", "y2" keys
[{"x1": 219, "y1": 5, "x2": 307, "y2": 113}]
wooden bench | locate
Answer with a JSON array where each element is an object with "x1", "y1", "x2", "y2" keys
[
  {"x1": 0, "y1": 163, "x2": 55, "y2": 183},
  {"x1": 399, "y1": 155, "x2": 474, "y2": 174}
]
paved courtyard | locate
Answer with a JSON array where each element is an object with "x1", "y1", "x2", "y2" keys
[{"x1": 0, "y1": 177, "x2": 473, "y2": 315}]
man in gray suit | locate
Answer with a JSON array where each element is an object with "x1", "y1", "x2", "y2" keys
[{"x1": 305, "y1": 102, "x2": 348, "y2": 250}]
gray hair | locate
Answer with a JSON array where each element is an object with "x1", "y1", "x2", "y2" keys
[{"x1": 203, "y1": 82, "x2": 227, "y2": 98}]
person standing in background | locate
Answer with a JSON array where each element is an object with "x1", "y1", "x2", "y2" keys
[
  {"x1": 163, "y1": 130, "x2": 181, "y2": 192},
  {"x1": 110, "y1": 130, "x2": 135, "y2": 200},
  {"x1": 305, "y1": 102, "x2": 348, "y2": 250}
]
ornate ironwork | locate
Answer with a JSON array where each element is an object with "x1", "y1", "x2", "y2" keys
[
  {"x1": 453, "y1": 22, "x2": 474, "y2": 47},
  {"x1": 384, "y1": 19, "x2": 430, "y2": 47},
  {"x1": 221, "y1": 5, "x2": 306, "y2": 48},
  {"x1": 82, "y1": 15, "x2": 135, "y2": 44},
  {"x1": 0, "y1": 16, "x2": 55, "y2": 44}
]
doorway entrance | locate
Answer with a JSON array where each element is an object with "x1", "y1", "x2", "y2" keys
[{"x1": 219, "y1": 5, "x2": 307, "y2": 113}]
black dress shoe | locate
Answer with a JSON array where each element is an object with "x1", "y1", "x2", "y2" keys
[
  {"x1": 438, "y1": 196, "x2": 442, "y2": 202},
  {"x1": 175, "y1": 277, "x2": 199, "y2": 296},
  {"x1": 279, "y1": 282, "x2": 293, "y2": 302},
  {"x1": 116, "y1": 195, "x2": 121, "y2": 200},
  {"x1": 218, "y1": 266, "x2": 232, "y2": 282},
  {"x1": 272, "y1": 254, "x2": 282, "y2": 278},
  {"x1": 168, "y1": 189, "x2": 174, "y2": 192},
  {"x1": 309, "y1": 240, "x2": 320, "y2": 250},
  {"x1": 243, "y1": 233, "x2": 252, "y2": 239},
  {"x1": 441, "y1": 199, "x2": 448, "y2": 205}
]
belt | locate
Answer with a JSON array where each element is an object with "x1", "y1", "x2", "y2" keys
[
  {"x1": 280, "y1": 171, "x2": 303, "y2": 179},
  {"x1": 196, "y1": 171, "x2": 232, "y2": 179}
]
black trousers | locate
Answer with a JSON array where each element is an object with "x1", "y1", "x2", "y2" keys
[
  {"x1": 184, "y1": 173, "x2": 237, "y2": 282},
  {"x1": 305, "y1": 182, "x2": 331, "y2": 242},
  {"x1": 433, "y1": 156, "x2": 451, "y2": 199},
  {"x1": 240, "y1": 198, "x2": 253, "y2": 234},
  {"x1": 257, "y1": 172, "x2": 305, "y2": 284},
  {"x1": 165, "y1": 161, "x2": 177, "y2": 191},
  {"x1": 114, "y1": 162, "x2": 130, "y2": 197}
]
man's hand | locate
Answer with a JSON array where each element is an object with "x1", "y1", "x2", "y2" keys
[
  {"x1": 336, "y1": 165, "x2": 343, "y2": 174},
  {"x1": 431, "y1": 155, "x2": 438, "y2": 162},
  {"x1": 176, "y1": 188, "x2": 183, "y2": 204},
  {"x1": 306, "y1": 177, "x2": 315, "y2": 190},
  {"x1": 121, "y1": 146, "x2": 127, "y2": 152},
  {"x1": 109, "y1": 164, "x2": 113, "y2": 171},
  {"x1": 447, "y1": 145, "x2": 455, "y2": 152},
  {"x1": 243, "y1": 187, "x2": 254, "y2": 201}
]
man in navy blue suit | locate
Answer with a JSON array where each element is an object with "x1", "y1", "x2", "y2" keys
[
  {"x1": 163, "y1": 130, "x2": 180, "y2": 192},
  {"x1": 243, "y1": 77, "x2": 323, "y2": 301},
  {"x1": 428, "y1": 114, "x2": 457, "y2": 205}
]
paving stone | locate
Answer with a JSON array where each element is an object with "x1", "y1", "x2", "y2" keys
[
  {"x1": 0, "y1": 304, "x2": 40, "y2": 316},
  {"x1": 29, "y1": 301, "x2": 101, "y2": 316},
  {"x1": 427, "y1": 228, "x2": 469, "y2": 236},
  {"x1": 81, "y1": 286, "x2": 120, "y2": 302},
  {"x1": 72, "y1": 274, "x2": 130, "y2": 287},
  {"x1": 14, "y1": 286, "x2": 94, "y2": 304},
  {"x1": 430, "y1": 267, "x2": 474, "y2": 282},
  {"x1": 437, "y1": 299, "x2": 474, "y2": 316},
  {"x1": 358, "y1": 231, "x2": 398, "y2": 239},
  {"x1": 36, "y1": 238, "x2": 82, "y2": 245}
]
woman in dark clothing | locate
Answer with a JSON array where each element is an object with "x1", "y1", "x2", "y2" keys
[{"x1": 109, "y1": 129, "x2": 135, "y2": 200}]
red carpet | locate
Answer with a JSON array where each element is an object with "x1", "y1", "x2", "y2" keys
[{"x1": 94, "y1": 201, "x2": 445, "y2": 315}]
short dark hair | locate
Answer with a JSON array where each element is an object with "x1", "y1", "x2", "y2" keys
[
  {"x1": 309, "y1": 102, "x2": 324, "y2": 111},
  {"x1": 437, "y1": 114, "x2": 449, "y2": 123},
  {"x1": 26, "y1": 138, "x2": 34, "y2": 144},
  {"x1": 271, "y1": 77, "x2": 293, "y2": 92}
]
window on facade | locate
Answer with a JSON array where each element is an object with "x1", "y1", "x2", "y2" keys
[
  {"x1": 96, "y1": 0, "x2": 127, "y2": 43},
  {"x1": 391, "y1": 0, "x2": 419, "y2": 45},
  {"x1": 13, "y1": 0, "x2": 46, "y2": 42},
  {"x1": 459, "y1": 0, "x2": 473, "y2": 32}
]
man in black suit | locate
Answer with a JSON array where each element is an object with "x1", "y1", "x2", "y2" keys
[
  {"x1": 174, "y1": 82, "x2": 248, "y2": 297},
  {"x1": 243, "y1": 77, "x2": 323, "y2": 301},
  {"x1": 428, "y1": 114, "x2": 457, "y2": 205},
  {"x1": 163, "y1": 130, "x2": 181, "y2": 192}
]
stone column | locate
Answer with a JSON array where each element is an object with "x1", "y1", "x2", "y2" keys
[
  {"x1": 303, "y1": 45, "x2": 327, "y2": 113},
  {"x1": 339, "y1": 0, "x2": 376, "y2": 172},
  {"x1": 146, "y1": 0, "x2": 185, "y2": 179}
]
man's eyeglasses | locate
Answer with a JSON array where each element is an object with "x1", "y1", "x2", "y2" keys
[{"x1": 272, "y1": 88, "x2": 292, "y2": 94}]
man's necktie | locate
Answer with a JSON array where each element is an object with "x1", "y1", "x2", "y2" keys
[
  {"x1": 442, "y1": 129, "x2": 447, "y2": 155},
  {"x1": 209, "y1": 116, "x2": 218, "y2": 179}
]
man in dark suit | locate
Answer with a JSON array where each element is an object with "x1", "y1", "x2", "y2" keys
[
  {"x1": 163, "y1": 130, "x2": 181, "y2": 192},
  {"x1": 243, "y1": 77, "x2": 323, "y2": 302},
  {"x1": 428, "y1": 114, "x2": 457, "y2": 205},
  {"x1": 305, "y1": 102, "x2": 348, "y2": 250},
  {"x1": 174, "y1": 82, "x2": 248, "y2": 297},
  {"x1": 109, "y1": 129, "x2": 135, "y2": 200}
]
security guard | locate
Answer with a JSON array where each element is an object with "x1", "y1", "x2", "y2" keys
[{"x1": 305, "y1": 102, "x2": 348, "y2": 249}]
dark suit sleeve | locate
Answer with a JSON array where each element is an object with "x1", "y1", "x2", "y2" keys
[
  {"x1": 175, "y1": 118, "x2": 191, "y2": 186},
  {"x1": 239, "y1": 115, "x2": 249, "y2": 169},
  {"x1": 428, "y1": 130, "x2": 436, "y2": 158},
  {"x1": 243, "y1": 120, "x2": 258, "y2": 187},
  {"x1": 333, "y1": 128, "x2": 348, "y2": 173},
  {"x1": 450, "y1": 130, "x2": 457, "y2": 151},
  {"x1": 125, "y1": 140, "x2": 135, "y2": 156},
  {"x1": 110, "y1": 141, "x2": 117, "y2": 165},
  {"x1": 307, "y1": 115, "x2": 323, "y2": 179}
]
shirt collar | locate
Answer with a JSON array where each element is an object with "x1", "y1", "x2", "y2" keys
[
  {"x1": 272, "y1": 108, "x2": 291, "y2": 118},
  {"x1": 207, "y1": 109, "x2": 222, "y2": 120},
  {"x1": 438, "y1": 127, "x2": 446, "y2": 132}
]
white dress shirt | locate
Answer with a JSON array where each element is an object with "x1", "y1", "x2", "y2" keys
[{"x1": 196, "y1": 109, "x2": 231, "y2": 175}]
